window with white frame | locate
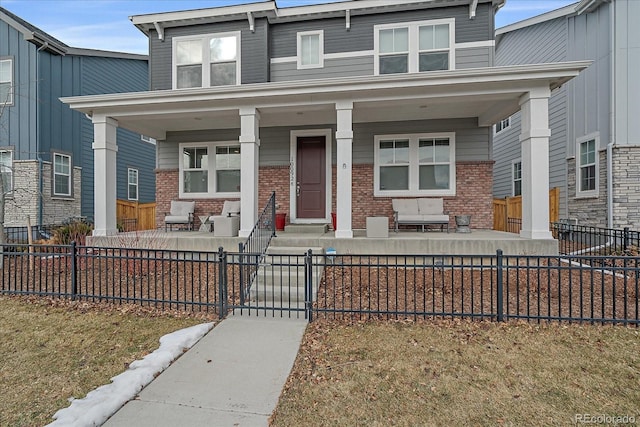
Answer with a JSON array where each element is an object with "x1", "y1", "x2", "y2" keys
[
  {"x1": 179, "y1": 142, "x2": 241, "y2": 198},
  {"x1": 512, "y1": 160, "x2": 522, "y2": 196},
  {"x1": 495, "y1": 117, "x2": 511, "y2": 134},
  {"x1": 0, "y1": 58, "x2": 13, "y2": 105},
  {"x1": 375, "y1": 19, "x2": 454, "y2": 75},
  {"x1": 141, "y1": 135, "x2": 156, "y2": 145},
  {"x1": 374, "y1": 133, "x2": 456, "y2": 196},
  {"x1": 128, "y1": 168, "x2": 138, "y2": 201},
  {"x1": 53, "y1": 153, "x2": 71, "y2": 197},
  {"x1": 297, "y1": 30, "x2": 323, "y2": 69},
  {"x1": 0, "y1": 150, "x2": 12, "y2": 194},
  {"x1": 577, "y1": 135, "x2": 598, "y2": 196},
  {"x1": 173, "y1": 32, "x2": 240, "y2": 89}
]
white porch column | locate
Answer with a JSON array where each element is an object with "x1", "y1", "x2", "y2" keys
[
  {"x1": 519, "y1": 87, "x2": 553, "y2": 240},
  {"x1": 335, "y1": 101, "x2": 353, "y2": 238},
  {"x1": 239, "y1": 107, "x2": 260, "y2": 238},
  {"x1": 92, "y1": 115, "x2": 118, "y2": 236}
]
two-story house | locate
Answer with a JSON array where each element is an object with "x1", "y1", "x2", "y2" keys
[
  {"x1": 0, "y1": 7, "x2": 155, "y2": 230},
  {"x1": 62, "y1": 0, "x2": 588, "y2": 240},
  {"x1": 492, "y1": 0, "x2": 640, "y2": 230}
]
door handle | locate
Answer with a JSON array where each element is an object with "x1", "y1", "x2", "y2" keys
[{"x1": 296, "y1": 182, "x2": 301, "y2": 197}]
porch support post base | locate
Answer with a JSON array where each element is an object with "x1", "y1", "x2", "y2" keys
[
  {"x1": 92, "y1": 115, "x2": 119, "y2": 236},
  {"x1": 519, "y1": 88, "x2": 553, "y2": 240},
  {"x1": 239, "y1": 107, "x2": 260, "y2": 237},
  {"x1": 335, "y1": 101, "x2": 353, "y2": 239}
]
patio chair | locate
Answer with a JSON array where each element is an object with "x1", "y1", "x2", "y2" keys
[
  {"x1": 164, "y1": 200, "x2": 195, "y2": 231},
  {"x1": 208, "y1": 200, "x2": 241, "y2": 235}
]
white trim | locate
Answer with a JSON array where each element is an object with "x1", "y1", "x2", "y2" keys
[
  {"x1": 127, "y1": 168, "x2": 139, "y2": 201},
  {"x1": 178, "y1": 141, "x2": 241, "y2": 199},
  {"x1": 575, "y1": 132, "x2": 600, "y2": 199},
  {"x1": 494, "y1": 116, "x2": 511, "y2": 135},
  {"x1": 172, "y1": 31, "x2": 241, "y2": 90},
  {"x1": 0, "y1": 148, "x2": 13, "y2": 194},
  {"x1": 496, "y1": 3, "x2": 577, "y2": 35},
  {"x1": 373, "y1": 132, "x2": 456, "y2": 197},
  {"x1": 289, "y1": 129, "x2": 332, "y2": 224},
  {"x1": 455, "y1": 40, "x2": 495, "y2": 49},
  {"x1": 374, "y1": 18, "x2": 455, "y2": 76},
  {"x1": 53, "y1": 152, "x2": 72, "y2": 197},
  {"x1": 272, "y1": 50, "x2": 374, "y2": 65},
  {"x1": 297, "y1": 30, "x2": 324, "y2": 70},
  {"x1": 511, "y1": 158, "x2": 522, "y2": 197},
  {"x1": 0, "y1": 58, "x2": 13, "y2": 106}
]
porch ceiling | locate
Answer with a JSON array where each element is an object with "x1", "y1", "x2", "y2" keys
[{"x1": 61, "y1": 61, "x2": 591, "y2": 140}]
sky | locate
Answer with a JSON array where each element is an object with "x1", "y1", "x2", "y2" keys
[{"x1": 1, "y1": 0, "x2": 577, "y2": 55}]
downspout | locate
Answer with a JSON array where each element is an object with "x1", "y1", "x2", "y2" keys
[
  {"x1": 606, "y1": 0, "x2": 616, "y2": 229},
  {"x1": 36, "y1": 42, "x2": 49, "y2": 232}
]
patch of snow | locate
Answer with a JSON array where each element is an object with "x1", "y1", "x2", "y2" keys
[{"x1": 47, "y1": 322, "x2": 214, "y2": 427}]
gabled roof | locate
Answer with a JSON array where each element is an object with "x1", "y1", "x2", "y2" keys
[{"x1": 131, "y1": 0, "x2": 506, "y2": 38}]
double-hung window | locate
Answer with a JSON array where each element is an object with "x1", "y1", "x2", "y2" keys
[
  {"x1": 512, "y1": 160, "x2": 522, "y2": 196},
  {"x1": 0, "y1": 58, "x2": 12, "y2": 105},
  {"x1": 53, "y1": 153, "x2": 71, "y2": 197},
  {"x1": 374, "y1": 133, "x2": 456, "y2": 197},
  {"x1": 174, "y1": 32, "x2": 240, "y2": 89},
  {"x1": 495, "y1": 117, "x2": 511, "y2": 134},
  {"x1": 297, "y1": 30, "x2": 323, "y2": 69},
  {"x1": 179, "y1": 142, "x2": 241, "y2": 198},
  {"x1": 375, "y1": 19, "x2": 454, "y2": 75},
  {"x1": 0, "y1": 149, "x2": 12, "y2": 194},
  {"x1": 128, "y1": 168, "x2": 138, "y2": 201},
  {"x1": 576, "y1": 135, "x2": 598, "y2": 197}
]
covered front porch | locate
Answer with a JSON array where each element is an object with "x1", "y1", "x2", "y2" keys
[{"x1": 62, "y1": 61, "x2": 589, "y2": 242}]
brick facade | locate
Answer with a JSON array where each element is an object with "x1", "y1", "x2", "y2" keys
[
  {"x1": 4, "y1": 160, "x2": 81, "y2": 227},
  {"x1": 156, "y1": 161, "x2": 494, "y2": 230}
]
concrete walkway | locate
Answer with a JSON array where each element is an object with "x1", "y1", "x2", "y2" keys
[{"x1": 103, "y1": 314, "x2": 308, "y2": 427}]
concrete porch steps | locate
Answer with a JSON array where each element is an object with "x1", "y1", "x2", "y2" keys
[{"x1": 282, "y1": 224, "x2": 329, "y2": 234}]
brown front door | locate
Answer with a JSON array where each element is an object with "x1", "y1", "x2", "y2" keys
[{"x1": 296, "y1": 136, "x2": 326, "y2": 219}]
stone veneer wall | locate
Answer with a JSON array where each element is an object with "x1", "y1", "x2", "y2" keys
[
  {"x1": 611, "y1": 146, "x2": 640, "y2": 229},
  {"x1": 567, "y1": 151, "x2": 608, "y2": 228},
  {"x1": 4, "y1": 160, "x2": 81, "y2": 226},
  {"x1": 156, "y1": 161, "x2": 494, "y2": 230}
]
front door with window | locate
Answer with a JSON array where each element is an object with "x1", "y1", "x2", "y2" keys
[{"x1": 296, "y1": 136, "x2": 326, "y2": 219}]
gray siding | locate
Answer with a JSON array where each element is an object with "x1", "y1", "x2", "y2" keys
[
  {"x1": 496, "y1": 17, "x2": 567, "y2": 66},
  {"x1": 150, "y1": 18, "x2": 269, "y2": 90},
  {"x1": 157, "y1": 118, "x2": 490, "y2": 169},
  {"x1": 271, "y1": 56, "x2": 373, "y2": 81},
  {"x1": 455, "y1": 46, "x2": 492, "y2": 69}
]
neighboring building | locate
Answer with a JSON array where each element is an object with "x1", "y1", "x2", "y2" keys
[
  {"x1": 0, "y1": 7, "x2": 155, "y2": 228},
  {"x1": 493, "y1": 0, "x2": 640, "y2": 229},
  {"x1": 63, "y1": 0, "x2": 587, "y2": 239}
]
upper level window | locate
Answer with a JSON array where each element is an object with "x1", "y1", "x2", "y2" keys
[
  {"x1": 577, "y1": 135, "x2": 598, "y2": 197},
  {"x1": 173, "y1": 32, "x2": 240, "y2": 89},
  {"x1": 53, "y1": 153, "x2": 71, "y2": 197},
  {"x1": 374, "y1": 133, "x2": 456, "y2": 197},
  {"x1": 512, "y1": 160, "x2": 522, "y2": 196},
  {"x1": 495, "y1": 117, "x2": 511, "y2": 134},
  {"x1": 141, "y1": 135, "x2": 156, "y2": 145},
  {"x1": 0, "y1": 58, "x2": 13, "y2": 105},
  {"x1": 0, "y1": 149, "x2": 13, "y2": 194},
  {"x1": 375, "y1": 19, "x2": 454, "y2": 75},
  {"x1": 128, "y1": 168, "x2": 139, "y2": 201},
  {"x1": 179, "y1": 142, "x2": 240, "y2": 198},
  {"x1": 297, "y1": 30, "x2": 324, "y2": 69}
]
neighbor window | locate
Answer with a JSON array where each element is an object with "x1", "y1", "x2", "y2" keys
[
  {"x1": 0, "y1": 58, "x2": 12, "y2": 105},
  {"x1": 495, "y1": 117, "x2": 511, "y2": 134},
  {"x1": 141, "y1": 135, "x2": 156, "y2": 145},
  {"x1": 0, "y1": 149, "x2": 12, "y2": 194},
  {"x1": 577, "y1": 136, "x2": 598, "y2": 196},
  {"x1": 128, "y1": 168, "x2": 138, "y2": 201},
  {"x1": 512, "y1": 160, "x2": 522, "y2": 196},
  {"x1": 374, "y1": 133, "x2": 455, "y2": 196},
  {"x1": 375, "y1": 19, "x2": 454, "y2": 75},
  {"x1": 173, "y1": 32, "x2": 240, "y2": 89},
  {"x1": 53, "y1": 153, "x2": 71, "y2": 197},
  {"x1": 179, "y1": 142, "x2": 241, "y2": 198},
  {"x1": 297, "y1": 30, "x2": 323, "y2": 69}
]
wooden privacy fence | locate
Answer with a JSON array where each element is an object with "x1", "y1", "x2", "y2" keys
[
  {"x1": 116, "y1": 200, "x2": 156, "y2": 231},
  {"x1": 493, "y1": 187, "x2": 559, "y2": 232}
]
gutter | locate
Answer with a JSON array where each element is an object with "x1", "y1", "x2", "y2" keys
[
  {"x1": 606, "y1": 0, "x2": 615, "y2": 229},
  {"x1": 36, "y1": 42, "x2": 48, "y2": 230}
]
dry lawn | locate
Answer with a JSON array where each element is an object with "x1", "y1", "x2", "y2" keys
[
  {"x1": 271, "y1": 320, "x2": 640, "y2": 427},
  {"x1": 0, "y1": 296, "x2": 208, "y2": 427}
]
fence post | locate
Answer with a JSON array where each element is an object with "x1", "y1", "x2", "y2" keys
[
  {"x1": 305, "y1": 249, "x2": 313, "y2": 322},
  {"x1": 496, "y1": 249, "x2": 504, "y2": 322},
  {"x1": 271, "y1": 192, "x2": 277, "y2": 238},
  {"x1": 238, "y1": 242, "x2": 245, "y2": 306},
  {"x1": 218, "y1": 247, "x2": 227, "y2": 319},
  {"x1": 71, "y1": 241, "x2": 78, "y2": 300},
  {"x1": 624, "y1": 227, "x2": 630, "y2": 252}
]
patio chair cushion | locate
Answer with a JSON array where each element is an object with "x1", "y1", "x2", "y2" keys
[
  {"x1": 392, "y1": 199, "x2": 419, "y2": 215},
  {"x1": 418, "y1": 198, "x2": 444, "y2": 215},
  {"x1": 169, "y1": 201, "x2": 196, "y2": 217},
  {"x1": 209, "y1": 200, "x2": 241, "y2": 224}
]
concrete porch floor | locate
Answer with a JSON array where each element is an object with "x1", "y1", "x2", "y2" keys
[{"x1": 88, "y1": 227, "x2": 559, "y2": 256}]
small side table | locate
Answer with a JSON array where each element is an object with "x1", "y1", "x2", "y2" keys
[
  {"x1": 198, "y1": 215, "x2": 212, "y2": 232},
  {"x1": 366, "y1": 217, "x2": 389, "y2": 238},
  {"x1": 214, "y1": 216, "x2": 240, "y2": 237}
]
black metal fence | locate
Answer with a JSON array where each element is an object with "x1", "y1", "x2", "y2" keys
[{"x1": 1, "y1": 244, "x2": 638, "y2": 325}]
